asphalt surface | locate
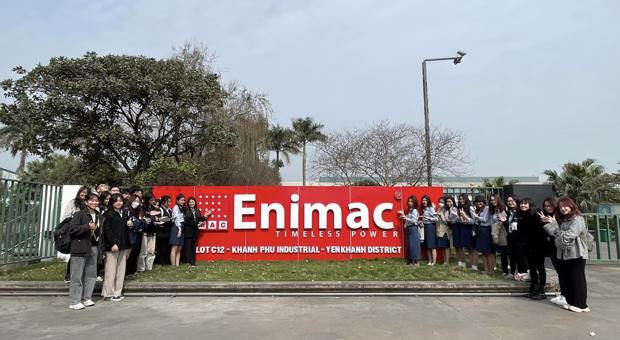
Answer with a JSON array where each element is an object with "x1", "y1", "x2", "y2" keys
[{"x1": 1, "y1": 265, "x2": 618, "y2": 340}]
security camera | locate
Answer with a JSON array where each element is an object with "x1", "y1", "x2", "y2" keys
[{"x1": 457, "y1": 51, "x2": 467, "y2": 57}]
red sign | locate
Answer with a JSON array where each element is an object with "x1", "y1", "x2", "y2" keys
[{"x1": 152, "y1": 186, "x2": 443, "y2": 261}]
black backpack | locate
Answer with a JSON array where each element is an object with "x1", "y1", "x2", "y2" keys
[{"x1": 53, "y1": 217, "x2": 73, "y2": 254}]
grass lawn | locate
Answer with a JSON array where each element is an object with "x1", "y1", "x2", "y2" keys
[{"x1": 0, "y1": 258, "x2": 501, "y2": 282}]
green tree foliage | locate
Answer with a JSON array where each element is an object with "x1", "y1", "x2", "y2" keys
[
  {"x1": 2, "y1": 47, "x2": 283, "y2": 186},
  {"x1": 544, "y1": 159, "x2": 620, "y2": 212},
  {"x1": 292, "y1": 117, "x2": 327, "y2": 186},
  {"x1": 481, "y1": 177, "x2": 519, "y2": 187},
  {"x1": 18, "y1": 154, "x2": 123, "y2": 185},
  {"x1": 133, "y1": 158, "x2": 200, "y2": 186},
  {"x1": 1, "y1": 52, "x2": 226, "y2": 176},
  {"x1": 266, "y1": 124, "x2": 300, "y2": 168}
]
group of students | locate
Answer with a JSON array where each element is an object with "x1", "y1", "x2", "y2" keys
[
  {"x1": 398, "y1": 193, "x2": 590, "y2": 313},
  {"x1": 63, "y1": 184, "x2": 211, "y2": 310}
]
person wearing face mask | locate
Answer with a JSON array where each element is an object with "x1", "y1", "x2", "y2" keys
[
  {"x1": 102, "y1": 193, "x2": 132, "y2": 302},
  {"x1": 67, "y1": 193, "x2": 102, "y2": 310},
  {"x1": 125, "y1": 194, "x2": 145, "y2": 278}
]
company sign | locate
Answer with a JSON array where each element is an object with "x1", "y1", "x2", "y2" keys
[{"x1": 152, "y1": 186, "x2": 443, "y2": 261}]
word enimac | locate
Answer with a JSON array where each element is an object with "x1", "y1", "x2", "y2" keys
[{"x1": 233, "y1": 193, "x2": 395, "y2": 230}]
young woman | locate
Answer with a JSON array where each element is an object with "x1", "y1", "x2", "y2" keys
[
  {"x1": 62, "y1": 186, "x2": 91, "y2": 283},
  {"x1": 155, "y1": 195, "x2": 173, "y2": 266},
  {"x1": 170, "y1": 194, "x2": 186, "y2": 267},
  {"x1": 420, "y1": 195, "x2": 439, "y2": 265},
  {"x1": 455, "y1": 194, "x2": 476, "y2": 269},
  {"x1": 102, "y1": 193, "x2": 132, "y2": 302},
  {"x1": 472, "y1": 195, "x2": 499, "y2": 274},
  {"x1": 519, "y1": 197, "x2": 547, "y2": 299},
  {"x1": 541, "y1": 197, "x2": 590, "y2": 312},
  {"x1": 437, "y1": 197, "x2": 458, "y2": 265},
  {"x1": 398, "y1": 195, "x2": 422, "y2": 266},
  {"x1": 67, "y1": 193, "x2": 101, "y2": 310},
  {"x1": 96, "y1": 192, "x2": 111, "y2": 282},
  {"x1": 182, "y1": 197, "x2": 210, "y2": 266},
  {"x1": 137, "y1": 194, "x2": 158, "y2": 272},
  {"x1": 125, "y1": 195, "x2": 145, "y2": 277},
  {"x1": 541, "y1": 197, "x2": 566, "y2": 305},
  {"x1": 505, "y1": 195, "x2": 528, "y2": 281}
]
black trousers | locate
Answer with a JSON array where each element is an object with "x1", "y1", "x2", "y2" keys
[
  {"x1": 155, "y1": 236, "x2": 171, "y2": 265},
  {"x1": 557, "y1": 258, "x2": 588, "y2": 309},
  {"x1": 126, "y1": 236, "x2": 142, "y2": 275},
  {"x1": 527, "y1": 253, "x2": 546, "y2": 291},
  {"x1": 182, "y1": 236, "x2": 197, "y2": 265},
  {"x1": 549, "y1": 255, "x2": 566, "y2": 296}
]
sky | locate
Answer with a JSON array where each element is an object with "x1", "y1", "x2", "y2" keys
[{"x1": 1, "y1": 0, "x2": 619, "y2": 182}]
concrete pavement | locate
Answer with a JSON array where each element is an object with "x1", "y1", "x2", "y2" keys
[{"x1": 0, "y1": 265, "x2": 618, "y2": 340}]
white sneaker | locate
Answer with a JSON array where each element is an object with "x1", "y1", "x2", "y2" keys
[
  {"x1": 111, "y1": 296, "x2": 125, "y2": 302},
  {"x1": 96, "y1": 276, "x2": 103, "y2": 282},
  {"x1": 69, "y1": 303, "x2": 85, "y2": 310},
  {"x1": 82, "y1": 299, "x2": 95, "y2": 307},
  {"x1": 471, "y1": 266, "x2": 478, "y2": 271},
  {"x1": 550, "y1": 295, "x2": 567, "y2": 306},
  {"x1": 568, "y1": 305, "x2": 590, "y2": 313}
]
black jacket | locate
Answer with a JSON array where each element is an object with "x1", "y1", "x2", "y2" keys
[
  {"x1": 183, "y1": 207, "x2": 204, "y2": 238},
  {"x1": 69, "y1": 209, "x2": 101, "y2": 257},
  {"x1": 156, "y1": 206, "x2": 173, "y2": 238},
  {"x1": 520, "y1": 211, "x2": 549, "y2": 256},
  {"x1": 103, "y1": 209, "x2": 131, "y2": 251}
]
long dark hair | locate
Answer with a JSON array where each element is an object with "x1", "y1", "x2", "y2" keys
[
  {"x1": 519, "y1": 197, "x2": 535, "y2": 216},
  {"x1": 128, "y1": 194, "x2": 144, "y2": 217},
  {"x1": 420, "y1": 195, "x2": 432, "y2": 209},
  {"x1": 406, "y1": 195, "x2": 418, "y2": 214},
  {"x1": 542, "y1": 197, "x2": 558, "y2": 216},
  {"x1": 74, "y1": 186, "x2": 91, "y2": 208},
  {"x1": 474, "y1": 195, "x2": 486, "y2": 214},
  {"x1": 489, "y1": 194, "x2": 506, "y2": 214},
  {"x1": 457, "y1": 194, "x2": 472, "y2": 217}
]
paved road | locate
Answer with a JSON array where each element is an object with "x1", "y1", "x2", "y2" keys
[{"x1": 1, "y1": 266, "x2": 619, "y2": 340}]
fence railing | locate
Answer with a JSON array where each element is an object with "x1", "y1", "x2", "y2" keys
[
  {"x1": 0, "y1": 179, "x2": 62, "y2": 266},
  {"x1": 583, "y1": 213, "x2": 619, "y2": 263},
  {"x1": 443, "y1": 187, "x2": 504, "y2": 201}
]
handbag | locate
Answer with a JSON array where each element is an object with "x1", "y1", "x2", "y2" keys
[{"x1": 491, "y1": 222, "x2": 508, "y2": 246}]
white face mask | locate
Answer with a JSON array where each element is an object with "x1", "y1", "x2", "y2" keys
[
  {"x1": 438, "y1": 202, "x2": 445, "y2": 208},
  {"x1": 131, "y1": 202, "x2": 140, "y2": 209}
]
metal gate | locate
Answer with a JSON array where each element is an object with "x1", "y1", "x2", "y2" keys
[{"x1": 0, "y1": 179, "x2": 62, "y2": 266}]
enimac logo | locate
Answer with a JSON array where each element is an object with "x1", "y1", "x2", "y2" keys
[
  {"x1": 233, "y1": 193, "x2": 394, "y2": 231},
  {"x1": 196, "y1": 193, "x2": 229, "y2": 231}
]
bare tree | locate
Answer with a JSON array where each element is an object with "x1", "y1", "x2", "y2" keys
[{"x1": 311, "y1": 121, "x2": 469, "y2": 186}]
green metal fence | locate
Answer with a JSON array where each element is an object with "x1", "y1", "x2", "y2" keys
[
  {"x1": 0, "y1": 179, "x2": 62, "y2": 266},
  {"x1": 583, "y1": 213, "x2": 620, "y2": 263}
]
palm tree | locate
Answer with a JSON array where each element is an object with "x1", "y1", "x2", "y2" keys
[
  {"x1": 0, "y1": 125, "x2": 28, "y2": 175},
  {"x1": 292, "y1": 117, "x2": 327, "y2": 186},
  {"x1": 544, "y1": 159, "x2": 620, "y2": 212},
  {"x1": 266, "y1": 125, "x2": 300, "y2": 169},
  {"x1": 482, "y1": 176, "x2": 519, "y2": 187}
]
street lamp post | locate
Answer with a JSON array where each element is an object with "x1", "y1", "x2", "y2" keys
[{"x1": 422, "y1": 51, "x2": 466, "y2": 186}]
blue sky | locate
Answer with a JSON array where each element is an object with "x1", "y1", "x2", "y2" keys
[{"x1": 1, "y1": 0, "x2": 619, "y2": 181}]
